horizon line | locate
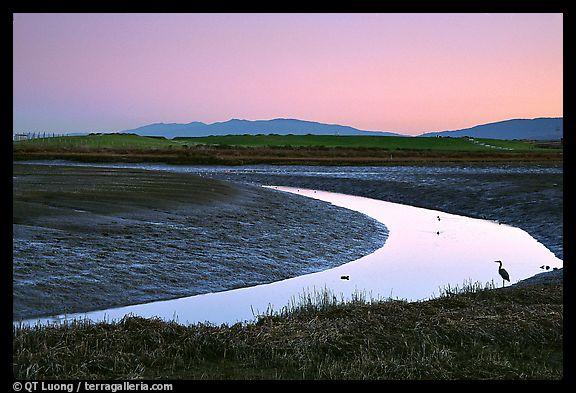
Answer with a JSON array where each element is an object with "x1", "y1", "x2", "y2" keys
[{"x1": 11, "y1": 115, "x2": 563, "y2": 136}]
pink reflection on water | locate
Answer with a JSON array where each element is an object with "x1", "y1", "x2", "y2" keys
[{"x1": 17, "y1": 187, "x2": 562, "y2": 327}]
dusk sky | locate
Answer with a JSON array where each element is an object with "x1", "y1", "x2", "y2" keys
[{"x1": 13, "y1": 13, "x2": 563, "y2": 135}]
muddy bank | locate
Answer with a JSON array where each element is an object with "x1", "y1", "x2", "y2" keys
[
  {"x1": 515, "y1": 268, "x2": 563, "y2": 287},
  {"x1": 17, "y1": 162, "x2": 562, "y2": 261},
  {"x1": 21, "y1": 186, "x2": 561, "y2": 329},
  {"x1": 195, "y1": 165, "x2": 562, "y2": 260},
  {"x1": 13, "y1": 164, "x2": 388, "y2": 320}
]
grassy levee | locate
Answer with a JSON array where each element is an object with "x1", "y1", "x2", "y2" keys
[
  {"x1": 13, "y1": 134, "x2": 562, "y2": 165},
  {"x1": 13, "y1": 282, "x2": 562, "y2": 380}
]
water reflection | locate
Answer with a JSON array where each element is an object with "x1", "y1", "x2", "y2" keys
[{"x1": 18, "y1": 187, "x2": 562, "y2": 327}]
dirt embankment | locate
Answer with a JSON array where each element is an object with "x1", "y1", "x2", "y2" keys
[{"x1": 13, "y1": 144, "x2": 563, "y2": 166}]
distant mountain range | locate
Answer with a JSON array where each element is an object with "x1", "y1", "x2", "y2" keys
[
  {"x1": 122, "y1": 118, "x2": 399, "y2": 138},
  {"x1": 118, "y1": 117, "x2": 563, "y2": 140},
  {"x1": 420, "y1": 117, "x2": 563, "y2": 141}
]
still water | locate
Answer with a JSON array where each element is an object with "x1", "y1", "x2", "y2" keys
[{"x1": 18, "y1": 187, "x2": 562, "y2": 327}]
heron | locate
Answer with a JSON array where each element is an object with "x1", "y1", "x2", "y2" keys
[{"x1": 494, "y1": 260, "x2": 510, "y2": 287}]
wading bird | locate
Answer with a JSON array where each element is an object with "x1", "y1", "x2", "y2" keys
[{"x1": 494, "y1": 260, "x2": 510, "y2": 287}]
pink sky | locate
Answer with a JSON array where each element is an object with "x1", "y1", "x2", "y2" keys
[{"x1": 13, "y1": 13, "x2": 563, "y2": 135}]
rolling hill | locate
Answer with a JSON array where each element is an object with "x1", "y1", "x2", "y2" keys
[
  {"x1": 115, "y1": 116, "x2": 563, "y2": 140},
  {"x1": 420, "y1": 118, "x2": 563, "y2": 141},
  {"x1": 122, "y1": 118, "x2": 399, "y2": 138}
]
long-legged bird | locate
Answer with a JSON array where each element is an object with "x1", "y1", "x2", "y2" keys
[{"x1": 494, "y1": 260, "x2": 510, "y2": 287}]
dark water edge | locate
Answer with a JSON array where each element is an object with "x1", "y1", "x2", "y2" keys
[
  {"x1": 13, "y1": 164, "x2": 388, "y2": 320},
  {"x1": 202, "y1": 165, "x2": 563, "y2": 261},
  {"x1": 20, "y1": 161, "x2": 561, "y2": 260}
]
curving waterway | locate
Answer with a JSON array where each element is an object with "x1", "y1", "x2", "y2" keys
[
  {"x1": 17, "y1": 161, "x2": 564, "y2": 260},
  {"x1": 17, "y1": 186, "x2": 562, "y2": 328}
]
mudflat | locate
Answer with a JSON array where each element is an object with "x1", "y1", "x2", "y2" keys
[
  {"x1": 13, "y1": 164, "x2": 387, "y2": 319},
  {"x1": 198, "y1": 164, "x2": 563, "y2": 260}
]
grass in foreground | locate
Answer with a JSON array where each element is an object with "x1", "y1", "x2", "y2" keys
[{"x1": 13, "y1": 282, "x2": 562, "y2": 380}]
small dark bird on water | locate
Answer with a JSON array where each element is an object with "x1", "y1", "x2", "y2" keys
[
  {"x1": 494, "y1": 260, "x2": 510, "y2": 287},
  {"x1": 436, "y1": 231, "x2": 440, "y2": 235},
  {"x1": 341, "y1": 275, "x2": 350, "y2": 280},
  {"x1": 437, "y1": 216, "x2": 441, "y2": 221}
]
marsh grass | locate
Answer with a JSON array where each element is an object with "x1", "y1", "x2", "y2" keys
[
  {"x1": 13, "y1": 280, "x2": 562, "y2": 380},
  {"x1": 437, "y1": 279, "x2": 497, "y2": 297},
  {"x1": 256, "y1": 287, "x2": 385, "y2": 321}
]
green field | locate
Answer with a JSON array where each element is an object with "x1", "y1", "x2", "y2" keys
[
  {"x1": 178, "y1": 134, "x2": 552, "y2": 151},
  {"x1": 14, "y1": 133, "x2": 556, "y2": 152},
  {"x1": 13, "y1": 134, "x2": 182, "y2": 150}
]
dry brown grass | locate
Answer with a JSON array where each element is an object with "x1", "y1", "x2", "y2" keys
[
  {"x1": 13, "y1": 282, "x2": 562, "y2": 380},
  {"x1": 13, "y1": 144, "x2": 562, "y2": 166}
]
